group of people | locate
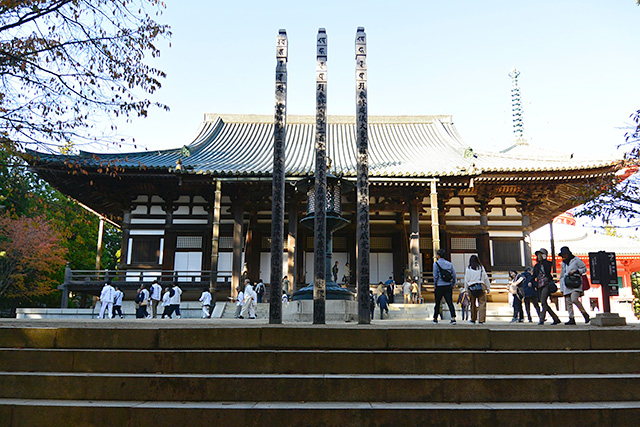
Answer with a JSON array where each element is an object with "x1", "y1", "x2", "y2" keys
[
  {"x1": 506, "y1": 246, "x2": 590, "y2": 325},
  {"x1": 437, "y1": 245, "x2": 591, "y2": 326},
  {"x1": 234, "y1": 278, "x2": 259, "y2": 319},
  {"x1": 97, "y1": 279, "x2": 185, "y2": 319},
  {"x1": 331, "y1": 261, "x2": 351, "y2": 285}
]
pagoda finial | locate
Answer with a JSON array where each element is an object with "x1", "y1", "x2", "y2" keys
[{"x1": 508, "y1": 67, "x2": 526, "y2": 143}]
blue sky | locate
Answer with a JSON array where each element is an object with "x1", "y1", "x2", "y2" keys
[{"x1": 113, "y1": 0, "x2": 640, "y2": 158}]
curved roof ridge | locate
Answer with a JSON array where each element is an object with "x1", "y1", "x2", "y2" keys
[{"x1": 204, "y1": 113, "x2": 453, "y2": 124}]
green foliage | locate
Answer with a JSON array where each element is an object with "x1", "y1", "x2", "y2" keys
[
  {"x1": 631, "y1": 272, "x2": 640, "y2": 319},
  {"x1": 0, "y1": 0, "x2": 171, "y2": 154},
  {"x1": 1, "y1": 153, "x2": 121, "y2": 310}
]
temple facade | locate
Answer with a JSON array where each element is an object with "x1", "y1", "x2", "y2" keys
[{"x1": 28, "y1": 114, "x2": 620, "y2": 298}]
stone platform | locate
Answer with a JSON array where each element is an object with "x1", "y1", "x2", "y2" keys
[{"x1": 1, "y1": 319, "x2": 640, "y2": 425}]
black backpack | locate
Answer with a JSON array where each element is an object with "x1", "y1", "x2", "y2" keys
[{"x1": 437, "y1": 261, "x2": 454, "y2": 283}]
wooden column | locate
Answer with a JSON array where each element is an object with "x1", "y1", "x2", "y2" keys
[
  {"x1": 287, "y1": 202, "x2": 298, "y2": 295},
  {"x1": 232, "y1": 201, "x2": 244, "y2": 295},
  {"x1": 270, "y1": 29, "x2": 288, "y2": 324},
  {"x1": 355, "y1": 27, "x2": 370, "y2": 324},
  {"x1": 429, "y1": 180, "x2": 440, "y2": 259},
  {"x1": 120, "y1": 212, "x2": 131, "y2": 269},
  {"x1": 313, "y1": 28, "x2": 328, "y2": 324},
  {"x1": 522, "y1": 214, "x2": 533, "y2": 267},
  {"x1": 209, "y1": 181, "x2": 222, "y2": 296},
  {"x1": 409, "y1": 201, "x2": 421, "y2": 280}
]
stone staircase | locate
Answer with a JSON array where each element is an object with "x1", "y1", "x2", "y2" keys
[{"x1": 1, "y1": 324, "x2": 640, "y2": 425}]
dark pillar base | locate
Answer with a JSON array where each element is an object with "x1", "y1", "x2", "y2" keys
[{"x1": 292, "y1": 280, "x2": 354, "y2": 301}]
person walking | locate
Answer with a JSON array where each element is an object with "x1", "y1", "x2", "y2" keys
[
  {"x1": 464, "y1": 255, "x2": 490, "y2": 324},
  {"x1": 432, "y1": 249, "x2": 457, "y2": 325},
  {"x1": 98, "y1": 281, "x2": 115, "y2": 319},
  {"x1": 199, "y1": 287, "x2": 212, "y2": 318},
  {"x1": 234, "y1": 285, "x2": 244, "y2": 319},
  {"x1": 520, "y1": 267, "x2": 541, "y2": 323},
  {"x1": 240, "y1": 280, "x2": 256, "y2": 319},
  {"x1": 332, "y1": 261, "x2": 339, "y2": 283},
  {"x1": 149, "y1": 279, "x2": 162, "y2": 318},
  {"x1": 167, "y1": 282, "x2": 182, "y2": 319},
  {"x1": 342, "y1": 262, "x2": 351, "y2": 286},
  {"x1": 411, "y1": 279, "x2": 419, "y2": 304},
  {"x1": 377, "y1": 291, "x2": 390, "y2": 319},
  {"x1": 532, "y1": 248, "x2": 561, "y2": 325},
  {"x1": 457, "y1": 288, "x2": 470, "y2": 321},
  {"x1": 402, "y1": 278, "x2": 412, "y2": 304},
  {"x1": 112, "y1": 286, "x2": 124, "y2": 319},
  {"x1": 508, "y1": 270, "x2": 524, "y2": 323},
  {"x1": 369, "y1": 290, "x2": 376, "y2": 320},
  {"x1": 255, "y1": 279, "x2": 266, "y2": 303},
  {"x1": 161, "y1": 287, "x2": 171, "y2": 318},
  {"x1": 558, "y1": 246, "x2": 590, "y2": 325},
  {"x1": 384, "y1": 276, "x2": 395, "y2": 304}
]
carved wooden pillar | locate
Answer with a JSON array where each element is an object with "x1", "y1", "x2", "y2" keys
[
  {"x1": 270, "y1": 29, "x2": 288, "y2": 324},
  {"x1": 120, "y1": 212, "x2": 131, "y2": 269},
  {"x1": 355, "y1": 27, "x2": 371, "y2": 324},
  {"x1": 246, "y1": 212, "x2": 261, "y2": 283},
  {"x1": 313, "y1": 28, "x2": 328, "y2": 324}
]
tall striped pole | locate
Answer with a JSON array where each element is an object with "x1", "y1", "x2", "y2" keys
[
  {"x1": 355, "y1": 27, "x2": 371, "y2": 324},
  {"x1": 270, "y1": 29, "x2": 287, "y2": 324},
  {"x1": 313, "y1": 28, "x2": 328, "y2": 324}
]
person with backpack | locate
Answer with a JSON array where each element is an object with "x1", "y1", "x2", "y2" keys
[
  {"x1": 464, "y1": 255, "x2": 490, "y2": 324},
  {"x1": 432, "y1": 249, "x2": 457, "y2": 325},
  {"x1": 520, "y1": 266, "x2": 541, "y2": 322},
  {"x1": 255, "y1": 279, "x2": 266, "y2": 303},
  {"x1": 112, "y1": 286, "x2": 124, "y2": 319},
  {"x1": 532, "y1": 248, "x2": 561, "y2": 325}
]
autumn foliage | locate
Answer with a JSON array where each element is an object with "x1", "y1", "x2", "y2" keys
[{"x1": 0, "y1": 214, "x2": 67, "y2": 299}]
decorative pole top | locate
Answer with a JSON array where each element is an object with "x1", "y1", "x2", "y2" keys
[{"x1": 508, "y1": 67, "x2": 526, "y2": 144}]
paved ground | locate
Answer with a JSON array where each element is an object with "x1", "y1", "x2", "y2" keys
[{"x1": 1, "y1": 316, "x2": 638, "y2": 329}]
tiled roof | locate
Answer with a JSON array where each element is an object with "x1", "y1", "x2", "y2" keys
[
  {"x1": 27, "y1": 115, "x2": 618, "y2": 178},
  {"x1": 531, "y1": 223, "x2": 640, "y2": 256}
]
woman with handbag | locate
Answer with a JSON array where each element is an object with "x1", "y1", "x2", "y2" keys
[
  {"x1": 558, "y1": 246, "x2": 590, "y2": 325},
  {"x1": 532, "y1": 248, "x2": 561, "y2": 325},
  {"x1": 464, "y1": 255, "x2": 490, "y2": 324}
]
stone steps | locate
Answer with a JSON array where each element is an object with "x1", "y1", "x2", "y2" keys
[
  {"x1": 2, "y1": 399, "x2": 639, "y2": 427},
  {"x1": 2, "y1": 348, "x2": 640, "y2": 375},
  {"x1": 1, "y1": 324, "x2": 640, "y2": 425}
]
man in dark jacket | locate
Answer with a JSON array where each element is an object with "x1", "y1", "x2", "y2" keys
[
  {"x1": 532, "y1": 248, "x2": 560, "y2": 325},
  {"x1": 377, "y1": 291, "x2": 390, "y2": 319}
]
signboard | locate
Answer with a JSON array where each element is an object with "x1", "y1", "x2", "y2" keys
[{"x1": 589, "y1": 251, "x2": 618, "y2": 285}]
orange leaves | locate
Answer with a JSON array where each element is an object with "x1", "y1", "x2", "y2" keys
[{"x1": 0, "y1": 214, "x2": 67, "y2": 299}]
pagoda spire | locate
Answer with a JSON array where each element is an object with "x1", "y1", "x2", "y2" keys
[{"x1": 508, "y1": 67, "x2": 527, "y2": 144}]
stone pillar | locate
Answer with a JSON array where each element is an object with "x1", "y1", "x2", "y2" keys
[
  {"x1": 355, "y1": 27, "x2": 371, "y2": 324},
  {"x1": 270, "y1": 29, "x2": 288, "y2": 324},
  {"x1": 95, "y1": 217, "x2": 104, "y2": 271},
  {"x1": 313, "y1": 28, "x2": 328, "y2": 324},
  {"x1": 287, "y1": 202, "x2": 298, "y2": 295},
  {"x1": 409, "y1": 201, "x2": 421, "y2": 280},
  {"x1": 232, "y1": 201, "x2": 244, "y2": 295},
  {"x1": 209, "y1": 181, "x2": 222, "y2": 296},
  {"x1": 430, "y1": 180, "x2": 440, "y2": 259}
]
